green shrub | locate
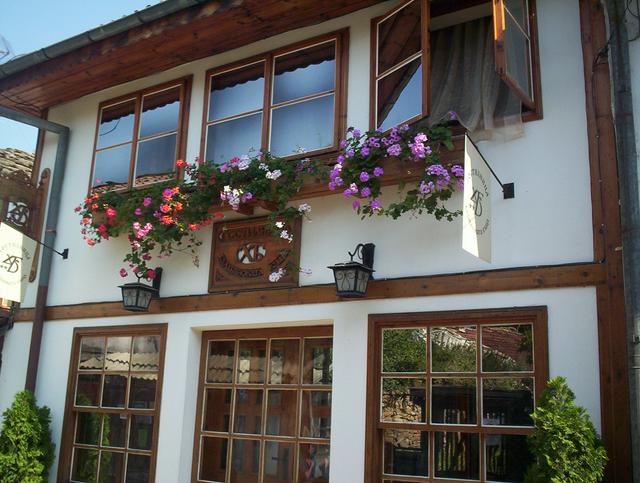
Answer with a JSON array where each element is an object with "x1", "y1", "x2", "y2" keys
[
  {"x1": 525, "y1": 377, "x2": 607, "y2": 482},
  {"x1": 0, "y1": 390, "x2": 55, "y2": 483}
]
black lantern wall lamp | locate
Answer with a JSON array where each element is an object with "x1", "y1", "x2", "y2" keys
[
  {"x1": 119, "y1": 268, "x2": 163, "y2": 312},
  {"x1": 328, "y1": 243, "x2": 375, "y2": 297}
]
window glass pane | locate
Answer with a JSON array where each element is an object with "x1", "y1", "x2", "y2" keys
[
  {"x1": 97, "y1": 100, "x2": 135, "y2": 149},
  {"x1": 102, "y1": 413, "x2": 128, "y2": 448},
  {"x1": 264, "y1": 441, "x2": 295, "y2": 483},
  {"x1": 383, "y1": 429, "x2": 428, "y2": 477},
  {"x1": 485, "y1": 434, "x2": 532, "y2": 482},
  {"x1": 132, "y1": 335, "x2": 161, "y2": 372},
  {"x1": 269, "y1": 339, "x2": 300, "y2": 384},
  {"x1": 273, "y1": 42, "x2": 336, "y2": 104},
  {"x1": 434, "y1": 432, "x2": 479, "y2": 480},
  {"x1": 303, "y1": 338, "x2": 332, "y2": 385},
  {"x1": 482, "y1": 324, "x2": 533, "y2": 372},
  {"x1": 300, "y1": 391, "x2": 331, "y2": 439},
  {"x1": 129, "y1": 415, "x2": 154, "y2": 450},
  {"x1": 125, "y1": 453, "x2": 150, "y2": 483},
  {"x1": 377, "y1": 59, "x2": 422, "y2": 131},
  {"x1": 231, "y1": 439, "x2": 261, "y2": 482},
  {"x1": 377, "y1": 0, "x2": 422, "y2": 74},
  {"x1": 200, "y1": 436, "x2": 228, "y2": 482},
  {"x1": 134, "y1": 134, "x2": 177, "y2": 185},
  {"x1": 233, "y1": 389, "x2": 263, "y2": 435},
  {"x1": 381, "y1": 378, "x2": 426, "y2": 423},
  {"x1": 139, "y1": 87, "x2": 180, "y2": 138},
  {"x1": 270, "y1": 94, "x2": 334, "y2": 156},
  {"x1": 382, "y1": 328, "x2": 427, "y2": 373},
  {"x1": 75, "y1": 412, "x2": 102, "y2": 445},
  {"x1": 298, "y1": 444, "x2": 330, "y2": 483},
  {"x1": 431, "y1": 326, "x2": 477, "y2": 373},
  {"x1": 102, "y1": 374, "x2": 127, "y2": 408},
  {"x1": 129, "y1": 374, "x2": 157, "y2": 409},
  {"x1": 105, "y1": 336, "x2": 132, "y2": 372},
  {"x1": 209, "y1": 62, "x2": 265, "y2": 121},
  {"x1": 482, "y1": 378, "x2": 534, "y2": 426},
  {"x1": 505, "y1": 0, "x2": 528, "y2": 31},
  {"x1": 266, "y1": 390, "x2": 297, "y2": 437},
  {"x1": 204, "y1": 388, "x2": 233, "y2": 433},
  {"x1": 80, "y1": 337, "x2": 105, "y2": 371},
  {"x1": 92, "y1": 144, "x2": 132, "y2": 191},
  {"x1": 76, "y1": 374, "x2": 102, "y2": 407},
  {"x1": 505, "y1": 12, "x2": 532, "y2": 99},
  {"x1": 72, "y1": 447, "x2": 99, "y2": 483},
  {"x1": 431, "y1": 378, "x2": 477, "y2": 424},
  {"x1": 98, "y1": 451, "x2": 125, "y2": 483},
  {"x1": 237, "y1": 340, "x2": 266, "y2": 384},
  {"x1": 207, "y1": 340, "x2": 235, "y2": 383},
  {"x1": 206, "y1": 113, "x2": 262, "y2": 165}
]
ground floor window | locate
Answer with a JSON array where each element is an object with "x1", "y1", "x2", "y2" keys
[
  {"x1": 365, "y1": 307, "x2": 548, "y2": 482},
  {"x1": 58, "y1": 324, "x2": 167, "y2": 483},
  {"x1": 193, "y1": 326, "x2": 333, "y2": 482}
]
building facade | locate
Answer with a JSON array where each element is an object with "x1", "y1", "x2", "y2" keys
[{"x1": 0, "y1": 0, "x2": 633, "y2": 482}]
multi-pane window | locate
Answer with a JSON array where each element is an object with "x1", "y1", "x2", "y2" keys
[
  {"x1": 366, "y1": 308, "x2": 548, "y2": 482},
  {"x1": 90, "y1": 78, "x2": 190, "y2": 192},
  {"x1": 193, "y1": 327, "x2": 333, "y2": 483},
  {"x1": 201, "y1": 31, "x2": 347, "y2": 164},
  {"x1": 58, "y1": 325, "x2": 167, "y2": 483}
]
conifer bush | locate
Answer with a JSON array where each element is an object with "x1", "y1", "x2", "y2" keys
[
  {"x1": 525, "y1": 377, "x2": 607, "y2": 482},
  {"x1": 0, "y1": 390, "x2": 55, "y2": 483}
]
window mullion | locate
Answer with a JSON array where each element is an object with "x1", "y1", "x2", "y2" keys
[
  {"x1": 128, "y1": 94, "x2": 143, "y2": 190},
  {"x1": 261, "y1": 54, "x2": 273, "y2": 154}
]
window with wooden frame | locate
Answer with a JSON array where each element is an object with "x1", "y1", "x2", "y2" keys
[
  {"x1": 365, "y1": 307, "x2": 548, "y2": 483},
  {"x1": 370, "y1": 0, "x2": 541, "y2": 131},
  {"x1": 90, "y1": 77, "x2": 191, "y2": 192},
  {"x1": 192, "y1": 326, "x2": 333, "y2": 483},
  {"x1": 57, "y1": 324, "x2": 167, "y2": 483},
  {"x1": 201, "y1": 30, "x2": 348, "y2": 165}
]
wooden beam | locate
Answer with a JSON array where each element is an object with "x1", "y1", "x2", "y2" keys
[{"x1": 13, "y1": 262, "x2": 605, "y2": 322}]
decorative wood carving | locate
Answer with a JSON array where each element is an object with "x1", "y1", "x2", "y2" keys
[{"x1": 209, "y1": 216, "x2": 301, "y2": 292}]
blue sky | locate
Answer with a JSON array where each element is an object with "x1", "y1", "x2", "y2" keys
[{"x1": 0, "y1": 0, "x2": 160, "y2": 152}]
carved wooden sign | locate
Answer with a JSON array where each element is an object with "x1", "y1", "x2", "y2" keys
[{"x1": 209, "y1": 216, "x2": 301, "y2": 292}]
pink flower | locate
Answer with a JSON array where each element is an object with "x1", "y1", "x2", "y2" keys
[
  {"x1": 106, "y1": 207, "x2": 117, "y2": 218},
  {"x1": 143, "y1": 197, "x2": 152, "y2": 207},
  {"x1": 134, "y1": 208, "x2": 142, "y2": 216},
  {"x1": 146, "y1": 269, "x2": 156, "y2": 280},
  {"x1": 119, "y1": 268, "x2": 128, "y2": 278},
  {"x1": 162, "y1": 188, "x2": 174, "y2": 200}
]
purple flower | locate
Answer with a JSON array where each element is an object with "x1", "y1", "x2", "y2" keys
[
  {"x1": 340, "y1": 139, "x2": 347, "y2": 149},
  {"x1": 343, "y1": 188, "x2": 353, "y2": 198},
  {"x1": 448, "y1": 110, "x2": 458, "y2": 120},
  {"x1": 143, "y1": 197, "x2": 152, "y2": 207},
  {"x1": 456, "y1": 178, "x2": 464, "y2": 191},
  {"x1": 419, "y1": 181, "x2": 434, "y2": 194},
  {"x1": 334, "y1": 177, "x2": 344, "y2": 187},
  {"x1": 336, "y1": 155, "x2": 345, "y2": 164},
  {"x1": 242, "y1": 192, "x2": 253, "y2": 202},
  {"x1": 451, "y1": 165, "x2": 464, "y2": 178},
  {"x1": 134, "y1": 208, "x2": 142, "y2": 216},
  {"x1": 352, "y1": 199, "x2": 361, "y2": 210},
  {"x1": 387, "y1": 144, "x2": 402, "y2": 157},
  {"x1": 349, "y1": 183, "x2": 359, "y2": 194},
  {"x1": 346, "y1": 149, "x2": 355, "y2": 158},
  {"x1": 373, "y1": 166, "x2": 384, "y2": 177},
  {"x1": 427, "y1": 164, "x2": 449, "y2": 178},
  {"x1": 361, "y1": 146, "x2": 370, "y2": 156},
  {"x1": 361, "y1": 187, "x2": 371, "y2": 197},
  {"x1": 399, "y1": 124, "x2": 410, "y2": 132},
  {"x1": 352, "y1": 129, "x2": 361, "y2": 138},
  {"x1": 411, "y1": 143, "x2": 426, "y2": 159},
  {"x1": 414, "y1": 133, "x2": 428, "y2": 143},
  {"x1": 370, "y1": 199, "x2": 382, "y2": 210},
  {"x1": 359, "y1": 171, "x2": 370, "y2": 182},
  {"x1": 328, "y1": 181, "x2": 337, "y2": 191}
]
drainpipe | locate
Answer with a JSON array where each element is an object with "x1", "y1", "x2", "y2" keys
[
  {"x1": 602, "y1": 1, "x2": 640, "y2": 480},
  {"x1": 0, "y1": 106, "x2": 70, "y2": 393}
]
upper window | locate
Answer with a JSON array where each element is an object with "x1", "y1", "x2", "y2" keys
[
  {"x1": 365, "y1": 308, "x2": 548, "y2": 482},
  {"x1": 57, "y1": 324, "x2": 167, "y2": 483},
  {"x1": 371, "y1": 0, "x2": 541, "y2": 131},
  {"x1": 202, "y1": 31, "x2": 348, "y2": 164},
  {"x1": 90, "y1": 77, "x2": 191, "y2": 192}
]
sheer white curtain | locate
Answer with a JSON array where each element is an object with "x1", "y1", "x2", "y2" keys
[{"x1": 428, "y1": 16, "x2": 523, "y2": 141}]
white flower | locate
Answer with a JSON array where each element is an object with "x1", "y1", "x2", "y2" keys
[
  {"x1": 266, "y1": 169, "x2": 282, "y2": 180},
  {"x1": 275, "y1": 221, "x2": 285, "y2": 229},
  {"x1": 258, "y1": 163, "x2": 269, "y2": 171},
  {"x1": 269, "y1": 267, "x2": 286, "y2": 282},
  {"x1": 300, "y1": 267, "x2": 312, "y2": 276},
  {"x1": 294, "y1": 147, "x2": 307, "y2": 154},
  {"x1": 280, "y1": 230, "x2": 293, "y2": 242},
  {"x1": 298, "y1": 203, "x2": 311, "y2": 214},
  {"x1": 237, "y1": 156, "x2": 251, "y2": 170}
]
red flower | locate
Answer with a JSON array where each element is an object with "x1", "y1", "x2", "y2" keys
[
  {"x1": 160, "y1": 204, "x2": 171, "y2": 213},
  {"x1": 176, "y1": 159, "x2": 186, "y2": 168},
  {"x1": 146, "y1": 269, "x2": 156, "y2": 280},
  {"x1": 214, "y1": 211, "x2": 224, "y2": 219},
  {"x1": 174, "y1": 202, "x2": 183, "y2": 211},
  {"x1": 188, "y1": 223, "x2": 199, "y2": 230},
  {"x1": 91, "y1": 203, "x2": 99, "y2": 210},
  {"x1": 161, "y1": 215, "x2": 174, "y2": 225},
  {"x1": 98, "y1": 224, "x2": 107, "y2": 233},
  {"x1": 119, "y1": 268, "x2": 128, "y2": 277}
]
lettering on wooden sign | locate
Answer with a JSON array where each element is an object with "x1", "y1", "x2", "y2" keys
[{"x1": 209, "y1": 217, "x2": 301, "y2": 292}]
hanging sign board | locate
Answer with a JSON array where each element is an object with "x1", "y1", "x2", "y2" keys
[
  {"x1": 0, "y1": 222, "x2": 37, "y2": 302},
  {"x1": 462, "y1": 136, "x2": 492, "y2": 263}
]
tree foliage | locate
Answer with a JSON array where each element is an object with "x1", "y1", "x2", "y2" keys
[
  {"x1": 525, "y1": 377, "x2": 607, "y2": 482},
  {"x1": 0, "y1": 390, "x2": 55, "y2": 483}
]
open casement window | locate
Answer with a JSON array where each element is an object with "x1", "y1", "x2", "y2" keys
[
  {"x1": 90, "y1": 77, "x2": 191, "y2": 193},
  {"x1": 201, "y1": 30, "x2": 348, "y2": 164},
  {"x1": 371, "y1": 0, "x2": 430, "y2": 132},
  {"x1": 57, "y1": 324, "x2": 167, "y2": 483},
  {"x1": 493, "y1": 0, "x2": 536, "y2": 109},
  {"x1": 192, "y1": 326, "x2": 333, "y2": 483},
  {"x1": 365, "y1": 308, "x2": 548, "y2": 483}
]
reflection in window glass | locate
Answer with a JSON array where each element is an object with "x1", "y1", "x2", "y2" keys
[
  {"x1": 79, "y1": 337, "x2": 105, "y2": 370},
  {"x1": 434, "y1": 432, "x2": 479, "y2": 480},
  {"x1": 273, "y1": 42, "x2": 335, "y2": 104},
  {"x1": 377, "y1": 0, "x2": 422, "y2": 74},
  {"x1": 92, "y1": 144, "x2": 132, "y2": 190},
  {"x1": 200, "y1": 437, "x2": 228, "y2": 482},
  {"x1": 132, "y1": 335, "x2": 161, "y2": 372},
  {"x1": 270, "y1": 94, "x2": 334, "y2": 156},
  {"x1": 264, "y1": 441, "x2": 295, "y2": 482},
  {"x1": 129, "y1": 374, "x2": 157, "y2": 409},
  {"x1": 301, "y1": 391, "x2": 331, "y2": 439},
  {"x1": 72, "y1": 447, "x2": 99, "y2": 483},
  {"x1": 266, "y1": 390, "x2": 297, "y2": 437},
  {"x1": 105, "y1": 337, "x2": 131, "y2": 372},
  {"x1": 231, "y1": 439, "x2": 261, "y2": 482},
  {"x1": 209, "y1": 62, "x2": 265, "y2": 121},
  {"x1": 76, "y1": 374, "x2": 102, "y2": 407},
  {"x1": 207, "y1": 340, "x2": 235, "y2": 383},
  {"x1": 382, "y1": 328, "x2": 426, "y2": 373},
  {"x1": 377, "y1": 59, "x2": 422, "y2": 131},
  {"x1": 76, "y1": 412, "x2": 102, "y2": 445},
  {"x1": 139, "y1": 88, "x2": 180, "y2": 138},
  {"x1": 431, "y1": 326, "x2": 477, "y2": 373},
  {"x1": 102, "y1": 374, "x2": 127, "y2": 408},
  {"x1": 431, "y1": 378, "x2": 476, "y2": 424},
  {"x1": 237, "y1": 340, "x2": 266, "y2": 384},
  {"x1": 206, "y1": 113, "x2": 262, "y2": 165},
  {"x1": 233, "y1": 389, "x2": 263, "y2": 435},
  {"x1": 303, "y1": 338, "x2": 333, "y2": 385},
  {"x1": 102, "y1": 413, "x2": 127, "y2": 448},
  {"x1": 505, "y1": 0, "x2": 528, "y2": 28},
  {"x1": 97, "y1": 101, "x2": 135, "y2": 149},
  {"x1": 383, "y1": 429, "x2": 428, "y2": 477},
  {"x1": 129, "y1": 415, "x2": 154, "y2": 451},
  {"x1": 485, "y1": 434, "x2": 532, "y2": 482},
  {"x1": 505, "y1": 12, "x2": 532, "y2": 99},
  {"x1": 482, "y1": 324, "x2": 533, "y2": 372},
  {"x1": 299, "y1": 444, "x2": 330, "y2": 483},
  {"x1": 126, "y1": 453, "x2": 151, "y2": 483},
  {"x1": 134, "y1": 134, "x2": 177, "y2": 183},
  {"x1": 483, "y1": 378, "x2": 534, "y2": 426},
  {"x1": 204, "y1": 388, "x2": 232, "y2": 433},
  {"x1": 382, "y1": 378, "x2": 426, "y2": 423},
  {"x1": 269, "y1": 339, "x2": 300, "y2": 384}
]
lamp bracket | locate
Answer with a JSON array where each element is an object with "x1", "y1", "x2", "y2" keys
[{"x1": 349, "y1": 243, "x2": 375, "y2": 270}]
